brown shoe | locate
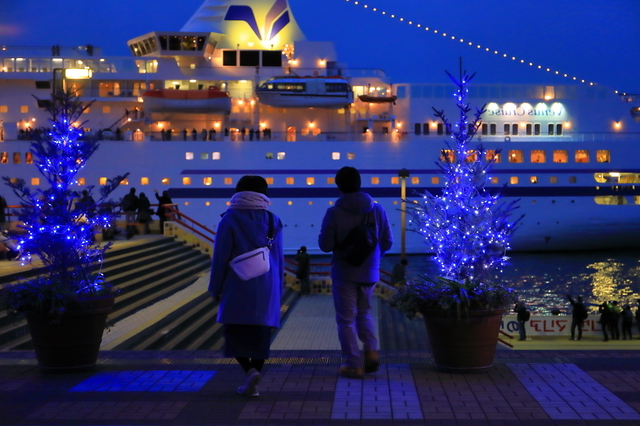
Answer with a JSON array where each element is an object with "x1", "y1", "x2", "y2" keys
[
  {"x1": 338, "y1": 366, "x2": 364, "y2": 378},
  {"x1": 364, "y1": 350, "x2": 380, "y2": 374}
]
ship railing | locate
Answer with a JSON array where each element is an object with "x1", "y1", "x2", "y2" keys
[
  {"x1": 160, "y1": 204, "x2": 215, "y2": 256},
  {"x1": 284, "y1": 257, "x2": 396, "y2": 298},
  {"x1": 6, "y1": 130, "x2": 640, "y2": 144},
  {"x1": 476, "y1": 132, "x2": 640, "y2": 143}
]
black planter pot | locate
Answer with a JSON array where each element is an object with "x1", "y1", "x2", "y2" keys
[
  {"x1": 26, "y1": 294, "x2": 114, "y2": 372},
  {"x1": 422, "y1": 309, "x2": 504, "y2": 373}
]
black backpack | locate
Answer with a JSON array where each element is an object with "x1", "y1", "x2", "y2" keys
[{"x1": 340, "y1": 210, "x2": 378, "y2": 267}]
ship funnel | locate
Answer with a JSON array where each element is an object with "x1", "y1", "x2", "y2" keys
[{"x1": 181, "y1": 0, "x2": 306, "y2": 50}]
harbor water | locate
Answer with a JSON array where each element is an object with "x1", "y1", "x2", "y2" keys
[{"x1": 309, "y1": 249, "x2": 640, "y2": 316}]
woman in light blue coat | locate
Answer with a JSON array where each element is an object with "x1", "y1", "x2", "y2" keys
[{"x1": 209, "y1": 175, "x2": 284, "y2": 397}]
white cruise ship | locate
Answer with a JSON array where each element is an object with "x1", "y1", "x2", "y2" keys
[{"x1": 0, "y1": 0, "x2": 639, "y2": 254}]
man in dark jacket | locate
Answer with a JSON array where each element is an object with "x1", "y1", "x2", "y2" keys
[
  {"x1": 568, "y1": 294, "x2": 587, "y2": 341},
  {"x1": 318, "y1": 167, "x2": 393, "y2": 378}
]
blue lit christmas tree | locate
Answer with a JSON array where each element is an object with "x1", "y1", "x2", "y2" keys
[
  {"x1": 407, "y1": 68, "x2": 522, "y2": 285},
  {"x1": 2, "y1": 89, "x2": 128, "y2": 314}
]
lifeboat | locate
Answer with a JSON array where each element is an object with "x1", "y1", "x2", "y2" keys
[
  {"x1": 142, "y1": 86, "x2": 231, "y2": 114},
  {"x1": 256, "y1": 76, "x2": 353, "y2": 108},
  {"x1": 358, "y1": 94, "x2": 397, "y2": 104}
]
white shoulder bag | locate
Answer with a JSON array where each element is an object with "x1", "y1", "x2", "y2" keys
[{"x1": 229, "y1": 211, "x2": 274, "y2": 281}]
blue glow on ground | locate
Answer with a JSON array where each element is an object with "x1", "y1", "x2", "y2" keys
[{"x1": 70, "y1": 370, "x2": 216, "y2": 392}]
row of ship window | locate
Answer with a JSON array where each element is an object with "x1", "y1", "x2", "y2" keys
[
  {"x1": 14, "y1": 173, "x2": 638, "y2": 188},
  {"x1": 0, "y1": 146, "x2": 612, "y2": 164},
  {"x1": 414, "y1": 122, "x2": 565, "y2": 136}
]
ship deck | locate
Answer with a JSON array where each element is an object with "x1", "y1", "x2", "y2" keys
[{"x1": 1, "y1": 236, "x2": 640, "y2": 424}]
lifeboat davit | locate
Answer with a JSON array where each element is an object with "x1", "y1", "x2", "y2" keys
[
  {"x1": 256, "y1": 76, "x2": 353, "y2": 108},
  {"x1": 358, "y1": 94, "x2": 397, "y2": 104},
  {"x1": 142, "y1": 86, "x2": 231, "y2": 114}
]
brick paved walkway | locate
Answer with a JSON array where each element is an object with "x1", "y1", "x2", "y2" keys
[{"x1": 1, "y1": 349, "x2": 640, "y2": 425}]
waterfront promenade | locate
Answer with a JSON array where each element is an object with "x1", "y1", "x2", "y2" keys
[{"x1": 1, "y1": 239, "x2": 640, "y2": 425}]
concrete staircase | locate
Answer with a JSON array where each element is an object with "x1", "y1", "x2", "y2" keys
[{"x1": 0, "y1": 236, "x2": 212, "y2": 350}]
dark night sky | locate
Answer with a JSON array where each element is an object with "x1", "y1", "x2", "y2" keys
[{"x1": 1, "y1": 0, "x2": 638, "y2": 93}]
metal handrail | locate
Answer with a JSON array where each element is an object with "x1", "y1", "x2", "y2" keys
[{"x1": 161, "y1": 204, "x2": 215, "y2": 244}]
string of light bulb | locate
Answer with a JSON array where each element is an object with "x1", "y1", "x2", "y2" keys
[{"x1": 344, "y1": 0, "x2": 629, "y2": 96}]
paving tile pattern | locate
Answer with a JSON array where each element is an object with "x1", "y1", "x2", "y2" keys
[
  {"x1": 508, "y1": 363, "x2": 640, "y2": 421},
  {"x1": 1, "y1": 351, "x2": 640, "y2": 426}
]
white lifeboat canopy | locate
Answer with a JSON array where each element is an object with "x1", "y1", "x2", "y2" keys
[{"x1": 256, "y1": 76, "x2": 353, "y2": 108}]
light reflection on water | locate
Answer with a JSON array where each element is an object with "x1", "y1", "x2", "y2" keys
[
  {"x1": 381, "y1": 250, "x2": 640, "y2": 315},
  {"x1": 309, "y1": 250, "x2": 640, "y2": 316}
]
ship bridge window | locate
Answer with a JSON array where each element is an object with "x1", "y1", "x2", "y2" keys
[
  {"x1": 548, "y1": 124, "x2": 555, "y2": 135},
  {"x1": 414, "y1": 123, "x2": 421, "y2": 135},
  {"x1": 526, "y1": 124, "x2": 533, "y2": 135},
  {"x1": 531, "y1": 150, "x2": 546, "y2": 163},
  {"x1": 553, "y1": 150, "x2": 568, "y2": 163},
  {"x1": 182, "y1": 177, "x2": 191, "y2": 185},
  {"x1": 240, "y1": 51, "x2": 260, "y2": 66},
  {"x1": 185, "y1": 152, "x2": 194, "y2": 160},
  {"x1": 504, "y1": 124, "x2": 518, "y2": 135},
  {"x1": 262, "y1": 51, "x2": 282, "y2": 67},
  {"x1": 437, "y1": 123, "x2": 445, "y2": 135},
  {"x1": 575, "y1": 150, "x2": 589, "y2": 163},
  {"x1": 332, "y1": 152, "x2": 340, "y2": 160},
  {"x1": 203, "y1": 177, "x2": 212, "y2": 186},
  {"x1": 486, "y1": 150, "x2": 501, "y2": 163},
  {"x1": 168, "y1": 36, "x2": 181, "y2": 50},
  {"x1": 223, "y1": 51, "x2": 237, "y2": 66},
  {"x1": 508, "y1": 150, "x2": 524, "y2": 163},
  {"x1": 596, "y1": 150, "x2": 611, "y2": 163}
]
